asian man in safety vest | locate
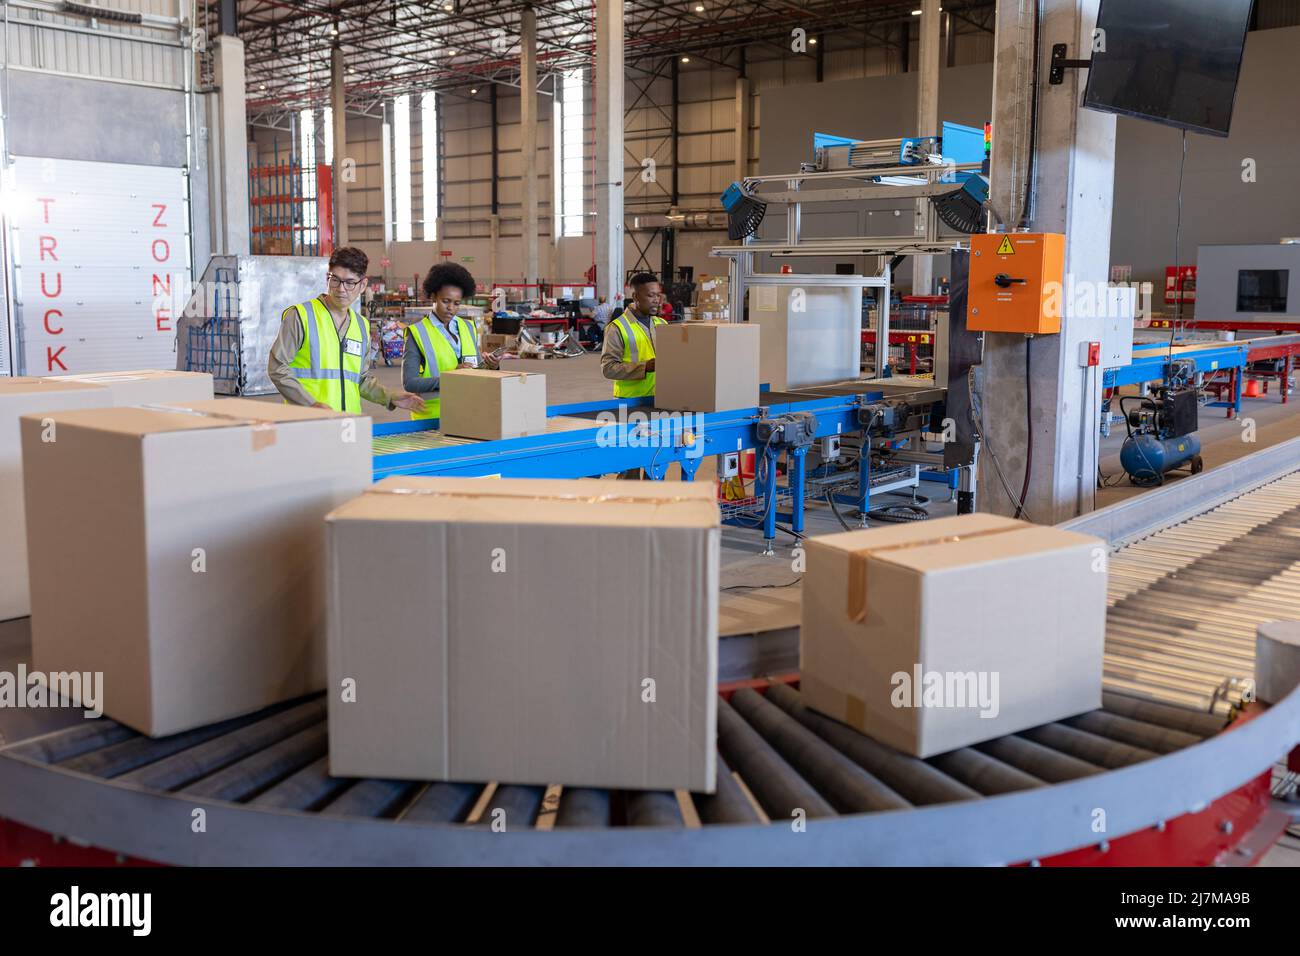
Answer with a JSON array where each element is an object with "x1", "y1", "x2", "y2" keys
[
  {"x1": 268, "y1": 246, "x2": 426, "y2": 414},
  {"x1": 600, "y1": 272, "x2": 666, "y2": 398},
  {"x1": 403, "y1": 262, "x2": 497, "y2": 420}
]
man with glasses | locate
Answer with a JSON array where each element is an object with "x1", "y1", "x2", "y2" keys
[{"x1": 268, "y1": 246, "x2": 426, "y2": 413}]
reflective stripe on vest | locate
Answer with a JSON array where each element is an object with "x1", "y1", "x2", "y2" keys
[
  {"x1": 286, "y1": 299, "x2": 368, "y2": 412},
  {"x1": 409, "y1": 315, "x2": 479, "y2": 421},
  {"x1": 612, "y1": 311, "x2": 666, "y2": 399}
]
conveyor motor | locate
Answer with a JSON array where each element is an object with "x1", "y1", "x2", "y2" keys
[
  {"x1": 1119, "y1": 384, "x2": 1203, "y2": 487},
  {"x1": 857, "y1": 399, "x2": 925, "y2": 439},
  {"x1": 755, "y1": 411, "x2": 818, "y2": 447}
]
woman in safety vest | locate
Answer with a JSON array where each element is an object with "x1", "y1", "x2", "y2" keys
[{"x1": 403, "y1": 262, "x2": 496, "y2": 421}]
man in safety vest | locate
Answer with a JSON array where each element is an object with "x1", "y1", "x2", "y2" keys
[
  {"x1": 268, "y1": 246, "x2": 426, "y2": 414},
  {"x1": 600, "y1": 272, "x2": 666, "y2": 398},
  {"x1": 403, "y1": 262, "x2": 496, "y2": 421}
]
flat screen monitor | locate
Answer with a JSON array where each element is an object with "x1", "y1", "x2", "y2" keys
[{"x1": 1083, "y1": 0, "x2": 1253, "y2": 137}]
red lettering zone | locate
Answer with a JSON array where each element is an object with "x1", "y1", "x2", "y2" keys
[{"x1": 30, "y1": 195, "x2": 181, "y2": 370}]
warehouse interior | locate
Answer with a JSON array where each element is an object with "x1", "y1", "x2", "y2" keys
[{"x1": 1, "y1": 0, "x2": 1300, "y2": 871}]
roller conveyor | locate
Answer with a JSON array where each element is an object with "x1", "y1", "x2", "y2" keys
[
  {"x1": 3, "y1": 441, "x2": 1300, "y2": 865},
  {"x1": 1097, "y1": 470, "x2": 1300, "y2": 715},
  {"x1": 0, "y1": 683, "x2": 1230, "y2": 853}
]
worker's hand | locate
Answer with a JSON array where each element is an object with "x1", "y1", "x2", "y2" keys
[
  {"x1": 392, "y1": 393, "x2": 427, "y2": 412},
  {"x1": 311, "y1": 402, "x2": 332, "y2": 410},
  {"x1": 645, "y1": 359, "x2": 656, "y2": 373},
  {"x1": 458, "y1": 360, "x2": 477, "y2": 369},
  {"x1": 482, "y1": 354, "x2": 501, "y2": 371}
]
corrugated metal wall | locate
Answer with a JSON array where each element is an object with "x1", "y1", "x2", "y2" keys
[{"x1": 3, "y1": 0, "x2": 187, "y2": 89}]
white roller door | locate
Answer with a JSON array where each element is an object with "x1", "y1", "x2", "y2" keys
[{"x1": 9, "y1": 156, "x2": 190, "y2": 375}]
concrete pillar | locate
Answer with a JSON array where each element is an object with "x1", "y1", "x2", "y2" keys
[
  {"x1": 912, "y1": 0, "x2": 940, "y2": 296},
  {"x1": 330, "y1": 46, "x2": 348, "y2": 248},
  {"x1": 980, "y1": 0, "x2": 1116, "y2": 522},
  {"x1": 211, "y1": 36, "x2": 250, "y2": 256},
  {"x1": 735, "y1": 76, "x2": 751, "y2": 186},
  {"x1": 594, "y1": 0, "x2": 624, "y2": 302},
  {"x1": 520, "y1": 7, "x2": 539, "y2": 286}
]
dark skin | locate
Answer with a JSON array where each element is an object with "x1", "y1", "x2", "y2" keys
[
  {"x1": 629, "y1": 281, "x2": 663, "y2": 372},
  {"x1": 428, "y1": 283, "x2": 498, "y2": 370}
]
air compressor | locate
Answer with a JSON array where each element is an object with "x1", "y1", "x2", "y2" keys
[{"x1": 1119, "y1": 383, "x2": 1203, "y2": 486}]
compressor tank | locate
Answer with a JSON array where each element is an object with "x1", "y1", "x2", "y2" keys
[{"x1": 1121, "y1": 432, "x2": 1203, "y2": 485}]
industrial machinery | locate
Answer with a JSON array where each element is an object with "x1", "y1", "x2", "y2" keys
[
  {"x1": 967, "y1": 232, "x2": 1066, "y2": 334},
  {"x1": 5, "y1": 436, "x2": 1300, "y2": 866},
  {"x1": 1119, "y1": 381, "x2": 1203, "y2": 486},
  {"x1": 1194, "y1": 240, "x2": 1300, "y2": 329}
]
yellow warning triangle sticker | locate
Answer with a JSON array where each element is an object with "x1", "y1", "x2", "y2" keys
[{"x1": 996, "y1": 236, "x2": 1015, "y2": 256}]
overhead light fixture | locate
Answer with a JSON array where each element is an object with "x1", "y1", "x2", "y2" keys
[
  {"x1": 694, "y1": 3, "x2": 704, "y2": 9},
  {"x1": 330, "y1": 25, "x2": 338, "y2": 35},
  {"x1": 681, "y1": 56, "x2": 690, "y2": 63},
  {"x1": 912, "y1": 8, "x2": 922, "y2": 14},
  {"x1": 470, "y1": 87, "x2": 478, "y2": 94},
  {"x1": 809, "y1": 37, "x2": 818, "y2": 45},
  {"x1": 443, "y1": 1, "x2": 452, "y2": 9}
]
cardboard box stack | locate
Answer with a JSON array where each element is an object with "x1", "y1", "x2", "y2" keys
[
  {"x1": 695, "y1": 275, "x2": 731, "y2": 321},
  {"x1": 1, "y1": 370, "x2": 214, "y2": 621},
  {"x1": 653, "y1": 321, "x2": 761, "y2": 412},
  {"x1": 438, "y1": 368, "x2": 546, "y2": 440},
  {"x1": 800, "y1": 514, "x2": 1107, "y2": 758},
  {"x1": 326, "y1": 477, "x2": 720, "y2": 791},
  {"x1": 21, "y1": 399, "x2": 371, "y2": 736}
]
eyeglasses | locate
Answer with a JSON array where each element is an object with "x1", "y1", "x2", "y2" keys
[{"x1": 327, "y1": 273, "x2": 363, "y2": 291}]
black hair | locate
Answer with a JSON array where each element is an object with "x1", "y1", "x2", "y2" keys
[
  {"x1": 423, "y1": 262, "x2": 477, "y2": 300},
  {"x1": 329, "y1": 246, "x2": 370, "y2": 276},
  {"x1": 629, "y1": 272, "x2": 659, "y2": 289}
]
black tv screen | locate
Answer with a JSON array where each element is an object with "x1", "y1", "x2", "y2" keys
[{"x1": 1083, "y1": 0, "x2": 1253, "y2": 137}]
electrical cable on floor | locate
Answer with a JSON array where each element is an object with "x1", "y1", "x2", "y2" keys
[
  {"x1": 720, "y1": 577, "x2": 803, "y2": 592},
  {"x1": 866, "y1": 504, "x2": 930, "y2": 523},
  {"x1": 825, "y1": 488, "x2": 856, "y2": 531},
  {"x1": 969, "y1": 365, "x2": 1035, "y2": 522}
]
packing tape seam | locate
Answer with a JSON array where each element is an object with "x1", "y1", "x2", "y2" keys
[
  {"x1": 846, "y1": 524, "x2": 1025, "y2": 623},
  {"x1": 130, "y1": 403, "x2": 280, "y2": 451},
  {"x1": 366, "y1": 487, "x2": 707, "y2": 506}
]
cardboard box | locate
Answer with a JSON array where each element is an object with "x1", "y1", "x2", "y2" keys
[
  {"x1": 21, "y1": 399, "x2": 372, "y2": 736},
  {"x1": 1, "y1": 378, "x2": 114, "y2": 620},
  {"x1": 800, "y1": 514, "x2": 1107, "y2": 757},
  {"x1": 43, "y1": 369, "x2": 213, "y2": 406},
  {"x1": 653, "y1": 321, "x2": 760, "y2": 412},
  {"x1": 479, "y1": 333, "x2": 519, "y2": 353},
  {"x1": 326, "y1": 476, "x2": 720, "y2": 790},
  {"x1": 438, "y1": 368, "x2": 546, "y2": 440}
]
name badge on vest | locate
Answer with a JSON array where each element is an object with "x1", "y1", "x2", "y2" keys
[{"x1": 343, "y1": 338, "x2": 364, "y2": 357}]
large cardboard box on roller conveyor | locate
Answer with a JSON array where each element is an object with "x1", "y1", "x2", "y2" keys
[
  {"x1": 43, "y1": 369, "x2": 213, "y2": 407},
  {"x1": 21, "y1": 399, "x2": 371, "y2": 736},
  {"x1": 1, "y1": 371, "x2": 215, "y2": 622},
  {"x1": 326, "y1": 476, "x2": 720, "y2": 791},
  {"x1": 800, "y1": 514, "x2": 1107, "y2": 758},
  {"x1": 0, "y1": 378, "x2": 114, "y2": 621}
]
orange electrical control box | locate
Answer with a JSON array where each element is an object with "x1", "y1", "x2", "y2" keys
[{"x1": 968, "y1": 232, "x2": 1065, "y2": 334}]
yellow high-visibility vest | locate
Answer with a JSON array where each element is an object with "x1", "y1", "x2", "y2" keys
[
  {"x1": 286, "y1": 298, "x2": 369, "y2": 412},
  {"x1": 407, "y1": 314, "x2": 480, "y2": 421},
  {"x1": 610, "y1": 310, "x2": 666, "y2": 398}
]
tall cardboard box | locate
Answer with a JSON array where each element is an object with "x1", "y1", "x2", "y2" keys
[
  {"x1": 438, "y1": 368, "x2": 546, "y2": 439},
  {"x1": 21, "y1": 400, "x2": 372, "y2": 736},
  {"x1": 800, "y1": 514, "x2": 1107, "y2": 758},
  {"x1": 653, "y1": 322, "x2": 761, "y2": 413},
  {"x1": 326, "y1": 477, "x2": 720, "y2": 791},
  {"x1": 44, "y1": 369, "x2": 213, "y2": 406},
  {"x1": 1, "y1": 379, "x2": 113, "y2": 620}
]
